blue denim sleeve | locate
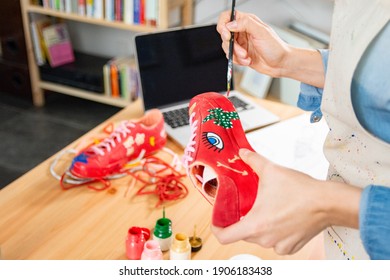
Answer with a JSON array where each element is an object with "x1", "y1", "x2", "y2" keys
[
  {"x1": 297, "y1": 49, "x2": 329, "y2": 123},
  {"x1": 360, "y1": 185, "x2": 390, "y2": 259}
]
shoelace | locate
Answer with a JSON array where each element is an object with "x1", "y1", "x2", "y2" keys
[
  {"x1": 54, "y1": 149, "x2": 146, "y2": 191},
  {"x1": 91, "y1": 121, "x2": 135, "y2": 156},
  {"x1": 51, "y1": 146, "x2": 188, "y2": 206},
  {"x1": 127, "y1": 155, "x2": 188, "y2": 207},
  {"x1": 182, "y1": 111, "x2": 198, "y2": 168}
]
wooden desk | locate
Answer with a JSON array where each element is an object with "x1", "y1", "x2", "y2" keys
[{"x1": 0, "y1": 96, "x2": 322, "y2": 260}]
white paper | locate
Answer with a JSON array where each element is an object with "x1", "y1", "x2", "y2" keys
[{"x1": 246, "y1": 113, "x2": 330, "y2": 180}]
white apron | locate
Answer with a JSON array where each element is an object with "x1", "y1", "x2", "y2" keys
[{"x1": 322, "y1": 0, "x2": 390, "y2": 259}]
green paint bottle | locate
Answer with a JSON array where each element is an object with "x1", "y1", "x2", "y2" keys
[{"x1": 153, "y1": 208, "x2": 172, "y2": 251}]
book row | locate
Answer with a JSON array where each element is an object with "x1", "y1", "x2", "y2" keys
[
  {"x1": 30, "y1": 16, "x2": 139, "y2": 101},
  {"x1": 103, "y1": 57, "x2": 140, "y2": 101},
  {"x1": 32, "y1": 0, "x2": 160, "y2": 26}
]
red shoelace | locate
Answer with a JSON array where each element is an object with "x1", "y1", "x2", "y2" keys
[
  {"x1": 125, "y1": 156, "x2": 188, "y2": 207},
  {"x1": 59, "y1": 151, "x2": 188, "y2": 207}
]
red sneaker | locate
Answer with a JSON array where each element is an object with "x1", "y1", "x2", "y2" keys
[
  {"x1": 70, "y1": 109, "x2": 167, "y2": 179},
  {"x1": 183, "y1": 92, "x2": 259, "y2": 227}
]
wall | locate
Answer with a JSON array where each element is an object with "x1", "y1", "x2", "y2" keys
[
  {"x1": 67, "y1": 21, "x2": 134, "y2": 58},
  {"x1": 68, "y1": 0, "x2": 334, "y2": 57},
  {"x1": 195, "y1": 0, "x2": 333, "y2": 34}
]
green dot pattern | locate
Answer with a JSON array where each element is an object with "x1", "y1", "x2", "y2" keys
[{"x1": 203, "y1": 108, "x2": 239, "y2": 129}]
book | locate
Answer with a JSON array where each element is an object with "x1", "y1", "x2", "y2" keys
[
  {"x1": 123, "y1": 0, "x2": 134, "y2": 24},
  {"x1": 30, "y1": 21, "x2": 45, "y2": 65},
  {"x1": 139, "y1": 0, "x2": 145, "y2": 24},
  {"x1": 54, "y1": 0, "x2": 60, "y2": 10},
  {"x1": 118, "y1": 57, "x2": 135, "y2": 101},
  {"x1": 115, "y1": 0, "x2": 123, "y2": 21},
  {"x1": 110, "y1": 62, "x2": 120, "y2": 98},
  {"x1": 65, "y1": 0, "x2": 72, "y2": 13},
  {"x1": 103, "y1": 62, "x2": 112, "y2": 96},
  {"x1": 105, "y1": 0, "x2": 115, "y2": 21},
  {"x1": 42, "y1": 0, "x2": 50, "y2": 8},
  {"x1": 108, "y1": 57, "x2": 127, "y2": 98},
  {"x1": 86, "y1": 0, "x2": 94, "y2": 17},
  {"x1": 42, "y1": 23, "x2": 75, "y2": 67},
  {"x1": 133, "y1": 0, "x2": 140, "y2": 24},
  {"x1": 71, "y1": 0, "x2": 79, "y2": 13},
  {"x1": 78, "y1": 0, "x2": 86, "y2": 15},
  {"x1": 31, "y1": 17, "x2": 53, "y2": 65},
  {"x1": 145, "y1": 0, "x2": 158, "y2": 26},
  {"x1": 94, "y1": 0, "x2": 103, "y2": 19},
  {"x1": 103, "y1": 56, "x2": 139, "y2": 100},
  {"x1": 119, "y1": 62, "x2": 130, "y2": 100}
]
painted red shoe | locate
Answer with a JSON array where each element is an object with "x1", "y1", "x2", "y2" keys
[
  {"x1": 183, "y1": 92, "x2": 259, "y2": 227},
  {"x1": 70, "y1": 109, "x2": 167, "y2": 179}
]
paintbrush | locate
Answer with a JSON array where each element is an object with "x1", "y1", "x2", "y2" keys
[{"x1": 226, "y1": 0, "x2": 236, "y2": 97}]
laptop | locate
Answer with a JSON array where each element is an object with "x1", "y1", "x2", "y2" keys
[{"x1": 134, "y1": 23, "x2": 280, "y2": 148}]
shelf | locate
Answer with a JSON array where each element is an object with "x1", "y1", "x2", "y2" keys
[
  {"x1": 20, "y1": 0, "x2": 193, "y2": 107},
  {"x1": 26, "y1": 5, "x2": 160, "y2": 32},
  {"x1": 40, "y1": 81, "x2": 130, "y2": 107}
]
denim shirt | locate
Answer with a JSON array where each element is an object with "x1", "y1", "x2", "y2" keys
[{"x1": 297, "y1": 23, "x2": 390, "y2": 259}]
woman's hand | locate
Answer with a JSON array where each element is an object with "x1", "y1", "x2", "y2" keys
[
  {"x1": 216, "y1": 10, "x2": 325, "y2": 88},
  {"x1": 211, "y1": 148, "x2": 361, "y2": 255},
  {"x1": 217, "y1": 10, "x2": 290, "y2": 78}
]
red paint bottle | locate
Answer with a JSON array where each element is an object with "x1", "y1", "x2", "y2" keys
[{"x1": 125, "y1": 226, "x2": 150, "y2": 260}]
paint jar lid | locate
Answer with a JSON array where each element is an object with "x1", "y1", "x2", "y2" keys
[
  {"x1": 189, "y1": 236, "x2": 203, "y2": 252},
  {"x1": 128, "y1": 226, "x2": 151, "y2": 241},
  {"x1": 171, "y1": 233, "x2": 191, "y2": 253},
  {"x1": 153, "y1": 218, "x2": 172, "y2": 239}
]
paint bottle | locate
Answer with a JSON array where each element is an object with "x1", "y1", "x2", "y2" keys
[
  {"x1": 141, "y1": 240, "x2": 163, "y2": 260},
  {"x1": 153, "y1": 208, "x2": 172, "y2": 252},
  {"x1": 126, "y1": 226, "x2": 150, "y2": 260},
  {"x1": 189, "y1": 225, "x2": 202, "y2": 252},
  {"x1": 169, "y1": 233, "x2": 191, "y2": 260}
]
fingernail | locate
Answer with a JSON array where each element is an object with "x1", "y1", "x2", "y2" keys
[{"x1": 226, "y1": 20, "x2": 237, "y2": 30}]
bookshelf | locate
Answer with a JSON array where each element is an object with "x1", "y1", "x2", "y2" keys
[{"x1": 20, "y1": 0, "x2": 193, "y2": 107}]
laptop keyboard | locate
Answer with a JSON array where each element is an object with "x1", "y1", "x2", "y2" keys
[
  {"x1": 228, "y1": 96, "x2": 252, "y2": 112},
  {"x1": 163, "y1": 96, "x2": 250, "y2": 129},
  {"x1": 163, "y1": 107, "x2": 190, "y2": 128}
]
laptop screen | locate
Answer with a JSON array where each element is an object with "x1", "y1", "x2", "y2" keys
[{"x1": 135, "y1": 24, "x2": 232, "y2": 110}]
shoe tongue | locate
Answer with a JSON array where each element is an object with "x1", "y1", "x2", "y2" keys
[{"x1": 202, "y1": 166, "x2": 217, "y2": 188}]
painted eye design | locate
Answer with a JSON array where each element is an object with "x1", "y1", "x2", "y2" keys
[{"x1": 202, "y1": 132, "x2": 224, "y2": 152}]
